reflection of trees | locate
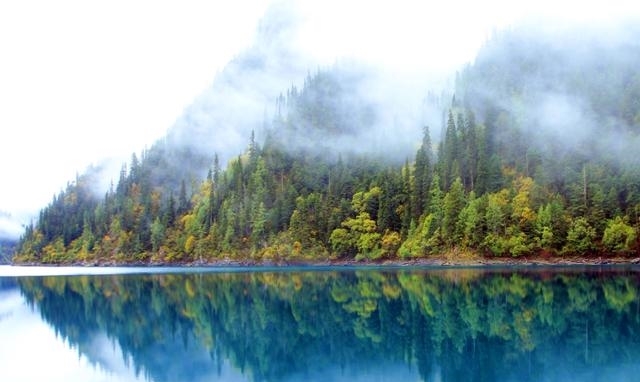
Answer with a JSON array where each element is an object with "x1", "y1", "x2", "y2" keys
[{"x1": 18, "y1": 269, "x2": 640, "y2": 382}]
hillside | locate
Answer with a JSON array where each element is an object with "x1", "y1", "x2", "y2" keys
[
  {"x1": 14, "y1": 24, "x2": 640, "y2": 264},
  {"x1": 0, "y1": 239, "x2": 15, "y2": 264}
]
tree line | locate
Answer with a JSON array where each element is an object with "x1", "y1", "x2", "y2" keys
[
  {"x1": 14, "y1": 28, "x2": 640, "y2": 263},
  {"x1": 14, "y1": 108, "x2": 639, "y2": 263}
]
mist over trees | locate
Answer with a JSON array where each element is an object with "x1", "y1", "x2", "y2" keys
[
  {"x1": 14, "y1": 23, "x2": 640, "y2": 264},
  {"x1": 0, "y1": 240, "x2": 15, "y2": 264}
]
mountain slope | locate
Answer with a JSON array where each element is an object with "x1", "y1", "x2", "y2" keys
[{"x1": 14, "y1": 23, "x2": 640, "y2": 263}]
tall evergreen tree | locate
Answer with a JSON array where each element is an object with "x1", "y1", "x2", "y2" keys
[{"x1": 413, "y1": 126, "x2": 433, "y2": 220}]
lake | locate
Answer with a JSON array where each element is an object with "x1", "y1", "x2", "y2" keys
[{"x1": 1, "y1": 265, "x2": 640, "y2": 381}]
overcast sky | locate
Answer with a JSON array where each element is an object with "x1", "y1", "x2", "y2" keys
[{"x1": 0, "y1": 0, "x2": 638, "y2": 239}]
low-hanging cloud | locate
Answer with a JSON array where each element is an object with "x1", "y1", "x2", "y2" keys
[
  {"x1": 0, "y1": 211, "x2": 23, "y2": 241},
  {"x1": 160, "y1": 0, "x2": 449, "y2": 169},
  {"x1": 462, "y1": 19, "x2": 640, "y2": 170}
]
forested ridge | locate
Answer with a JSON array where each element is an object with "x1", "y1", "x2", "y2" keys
[{"x1": 14, "y1": 27, "x2": 640, "y2": 264}]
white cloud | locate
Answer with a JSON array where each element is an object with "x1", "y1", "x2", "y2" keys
[
  {"x1": 0, "y1": 0, "x2": 638, "y2": 235},
  {"x1": 0, "y1": 215, "x2": 23, "y2": 240},
  {"x1": 0, "y1": 0, "x2": 269, "y2": 225}
]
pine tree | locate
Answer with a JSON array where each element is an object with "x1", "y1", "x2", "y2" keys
[
  {"x1": 150, "y1": 217, "x2": 166, "y2": 253},
  {"x1": 401, "y1": 160, "x2": 413, "y2": 236},
  {"x1": 426, "y1": 174, "x2": 444, "y2": 246},
  {"x1": 413, "y1": 126, "x2": 433, "y2": 220},
  {"x1": 178, "y1": 180, "x2": 189, "y2": 215},
  {"x1": 442, "y1": 177, "x2": 466, "y2": 246},
  {"x1": 164, "y1": 193, "x2": 176, "y2": 227},
  {"x1": 441, "y1": 110, "x2": 459, "y2": 190},
  {"x1": 463, "y1": 110, "x2": 478, "y2": 191}
]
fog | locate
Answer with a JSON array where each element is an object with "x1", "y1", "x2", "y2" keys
[
  {"x1": 161, "y1": 0, "x2": 455, "y2": 167},
  {"x1": 0, "y1": 211, "x2": 23, "y2": 240},
  {"x1": 1, "y1": 0, "x2": 639, "y2": 239},
  {"x1": 160, "y1": 2, "x2": 640, "y2": 178},
  {"x1": 460, "y1": 19, "x2": 640, "y2": 170}
]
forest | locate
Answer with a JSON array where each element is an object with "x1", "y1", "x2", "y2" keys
[{"x1": 13, "y1": 26, "x2": 640, "y2": 264}]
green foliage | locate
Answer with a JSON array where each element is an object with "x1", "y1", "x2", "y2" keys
[
  {"x1": 380, "y1": 230, "x2": 402, "y2": 257},
  {"x1": 485, "y1": 189, "x2": 510, "y2": 236},
  {"x1": 289, "y1": 193, "x2": 326, "y2": 249},
  {"x1": 564, "y1": 217, "x2": 597, "y2": 255},
  {"x1": 504, "y1": 229, "x2": 531, "y2": 257},
  {"x1": 329, "y1": 228, "x2": 353, "y2": 257},
  {"x1": 398, "y1": 214, "x2": 439, "y2": 258},
  {"x1": 442, "y1": 177, "x2": 466, "y2": 246},
  {"x1": 330, "y1": 186, "x2": 398, "y2": 260},
  {"x1": 337, "y1": 212, "x2": 381, "y2": 260},
  {"x1": 602, "y1": 217, "x2": 637, "y2": 254},
  {"x1": 457, "y1": 192, "x2": 484, "y2": 248}
]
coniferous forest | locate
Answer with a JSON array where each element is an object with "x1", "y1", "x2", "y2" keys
[{"x1": 14, "y1": 26, "x2": 640, "y2": 264}]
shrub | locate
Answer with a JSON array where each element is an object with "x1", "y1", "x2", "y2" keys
[{"x1": 602, "y1": 217, "x2": 637, "y2": 254}]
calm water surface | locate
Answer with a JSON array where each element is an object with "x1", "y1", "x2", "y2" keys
[{"x1": 1, "y1": 265, "x2": 640, "y2": 381}]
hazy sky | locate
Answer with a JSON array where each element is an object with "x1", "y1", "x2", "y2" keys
[{"x1": 0, "y1": 0, "x2": 638, "y2": 239}]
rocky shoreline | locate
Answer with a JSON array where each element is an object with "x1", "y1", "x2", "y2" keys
[{"x1": 14, "y1": 254, "x2": 640, "y2": 268}]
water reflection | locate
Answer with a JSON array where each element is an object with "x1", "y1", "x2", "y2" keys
[
  {"x1": 5, "y1": 267, "x2": 640, "y2": 381},
  {"x1": 0, "y1": 289, "x2": 143, "y2": 381}
]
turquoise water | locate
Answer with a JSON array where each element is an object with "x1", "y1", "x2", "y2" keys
[{"x1": 1, "y1": 266, "x2": 640, "y2": 381}]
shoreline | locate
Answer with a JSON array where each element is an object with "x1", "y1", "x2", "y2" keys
[{"x1": 12, "y1": 254, "x2": 640, "y2": 268}]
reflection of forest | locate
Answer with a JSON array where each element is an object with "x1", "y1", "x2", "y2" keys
[{"x1": 18, "y1": 268, "x2": 640, "y2": 382}]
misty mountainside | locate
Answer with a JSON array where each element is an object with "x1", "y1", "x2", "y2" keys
[
  {"x1": 77, "y1": 3, "x2": 325, "y2": 201},
  {"x1": 14, "y1": 24, "x2": 640, "y2": 264},
  {"x1": 149, "y1": 2, "x2": 324, "y2": 192},
  {"x1": 269, "y1": 65, "x2": 423, "y2": 162},
  {"x1": 15, "y1": 65, "x2": 397, "y2": 263},
  {"x1": 86, "y1": 2, "x2": 408, "y2": 201},
  {"x1": 0, "y1": 239, "x2": 15, "y2": 264},
  {"x1": 459, "y1": 23, "x2": 640, "y2": 166}
]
